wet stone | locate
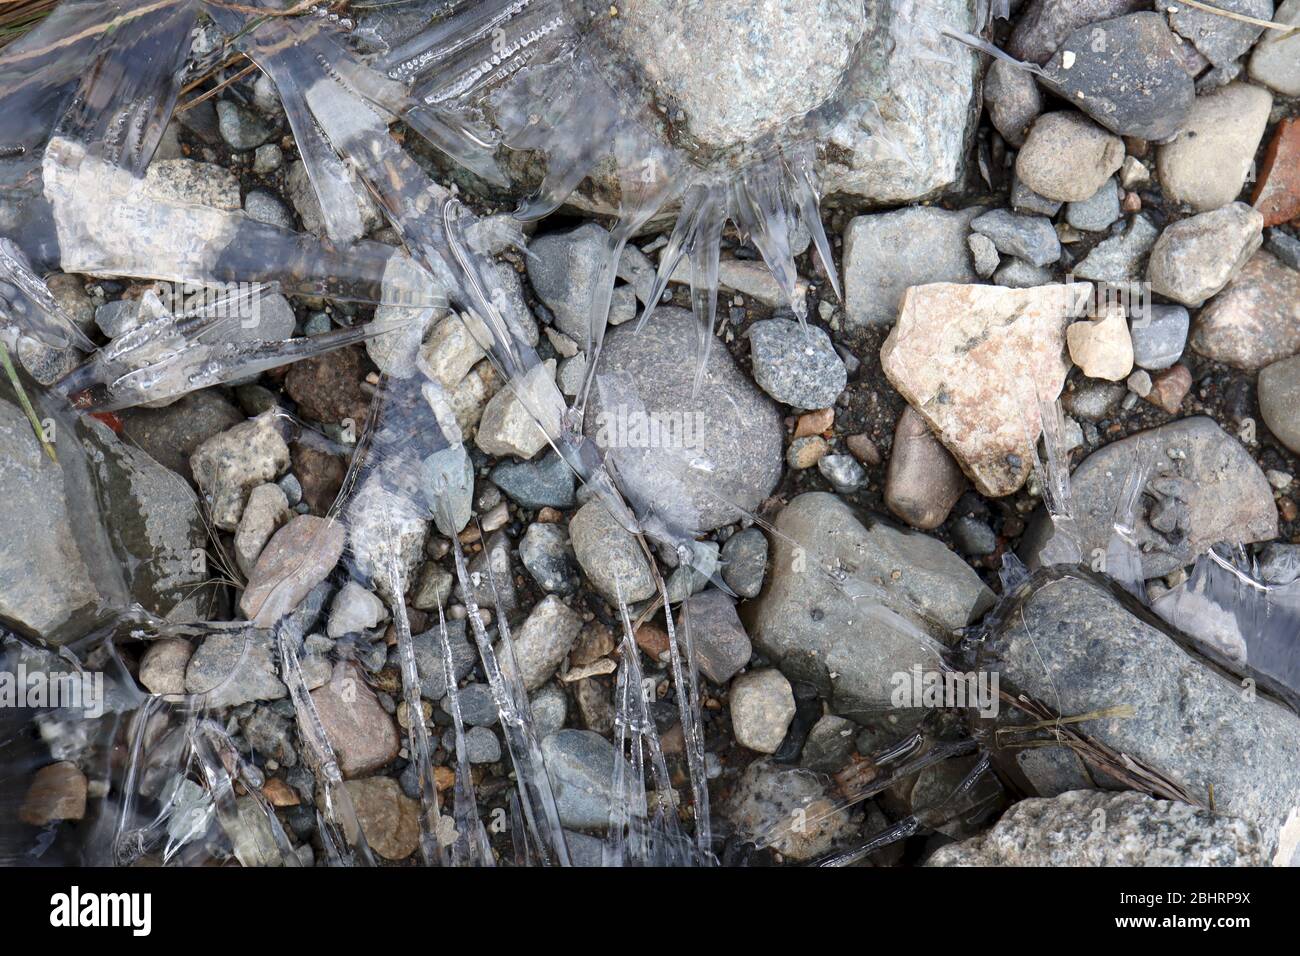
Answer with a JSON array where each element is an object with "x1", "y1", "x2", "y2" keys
[
  {"x1": 678, "y1": 588, "x2": 752, "y2": 685},
  {"x1": 19, "y1": 761, "x2": 87, "y2": 826},
  {"x1": 720, "y1": 527, "x2": 769, "y2": 599},
  {"x1": 490, "y1": 449, "x2": 575, "y2": 510},
  {"x1": 311, "y1": 662, "x2": 401, "y2": 779},
  {"x1": 746, "y1": 319, "x2": 846, "y2": 409},
  {"x1": 724, "y1": 759, "x2": 851, "y2": 861},
  {"x1": 185, "y1": 629, "x2": 286, "y2": 708},
  {"x1": 541, "y1": 729, "x2": 631, "y2": 832},
  {"x1": 519, "y1": 521, "x2": 579, "y2": 594},
  {"x1": 240, "y1": 515, "x2": 346, "y2": 628}
]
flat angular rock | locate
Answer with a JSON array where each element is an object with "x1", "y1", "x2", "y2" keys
[
  {"x1": 1168, "y1": 0, "x2": 1273, "y2": 68},
  {"x1": 344, "y1": 777, "x2": 420, "y2": 860},
  {"x1": 1023, "y1": 417, "x2": 1277, "y2": 577},
  {"x1": 841, "y1": 206, "x2": 980, "y2": 328},
  {"x1": 747, "y1": 493, "x2": 992, "y2": 718},
  {"x1": 240, "y1": 515, "x2": 346, "y2": 627},
  {"x1": 881, "y1": 282, "x2": 1093, "y2": 496},
  {"x1": 583, "y1": 308, "x2": 783, "y2": 531},
  {"x1": 1191, "y1": 251, "x2": 1300, "y2": 369}
]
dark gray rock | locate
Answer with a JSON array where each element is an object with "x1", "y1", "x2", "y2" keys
[
  {"x1": 490, "y1": 450, "x2": 576, "y2": 510},
  {"x1": 984, "y1": 571, "x2": 1300, "y2": 862},
  {"x1": 583, "y1": 308, "x2": 783, "y2": 532},
  {"x1": 720, "y1": 527, "x2": 769, "y2": 598},
  {"x1": 410, "y1": 623, "x2": 478, "y2": 701},
  {"x1": 746, "y1": 319, "x2": 846, "y2": 409},
  {"x1": 1023, "y1": 417, "x2": 1277, "y2": 577},
  {"x1": 800, "y1": 715, "x2": 857, "y2": 772},
  {"x1": 748, "y1": 493, "x2": 993, "y2": 719},
  {"x1": 951, "y1": 516, "x2": 997, "y2": 556},
  {"x1": 441, "y1": 682, "x2": 497, "y2": 727},
  {"x1": 971, "y1": 209, "x2": 1061, "y2": 267},
  {"x1": 984, "y1": 58, "x2": 1043, "y2": 147},
  {"x1": 1073, "y1": 213, "x2": 1160, "y2": 284},
  {"x1": 464, "y1": 726, "x2": 501, "y2": 764},
  {"x1": 677, "y1": 588, "x2": 752, "y2": 685},
  {"x1": 1259, "y1": 355, "x2": 1300, "y2": 455},
  {"x1": 1168, "y1": 0, "x2": 1273, "y2": 68},
  {"x1": 1008, "y1": 0, "x2": 1149, "y2": 63},
  {"x1": 1038, "y1": 13, "x2": 1195, "y2": 141},
  {"x1": 1066, "y1": 179, "x2": 1121, "y2": 233},
  {"x1": 519, "y1": 522, "x2": 579, "y2": 594}
]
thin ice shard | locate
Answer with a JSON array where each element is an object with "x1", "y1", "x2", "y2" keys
[{"x1": 0, "y1": 237, "x2": 95, "y2": 351}]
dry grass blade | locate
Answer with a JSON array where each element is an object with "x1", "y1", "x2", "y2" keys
[{"x1": 0, "y1": 0, "x2": 57, "y2": 47}]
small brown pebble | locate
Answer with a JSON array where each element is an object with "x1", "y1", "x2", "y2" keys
[
  {"x1": 846, "y1": 433, "x2": 881, "y2": 466},
  {"x1": 635, "y1": 623, "x2": 670, "y2": 660},
  {"x1": 537, "y1": 507, "x2": 563, "y2": 523},
  {"x1": 433, "y1": 766, "x2": 455, "y2": 792},
  {"x1": 570, "y1": 621, "x2": 616, "y2": 667},
  {"x1": 1145, "y1": 364, "x2": 1192, "y2": 414},
  {"x1": 1280, "y1": 498, "x2": 1298, "y2": 523},
  {"x1": 1121, "y1": 191, "x2": 1142, "y2": 213},
  {"x1": 1124, "y1": 137, "x2": 1148, "y2": 158},
  {"x1": 787, "y1": 435, "x2": 829, "y2": 469},
  {"x1": 794, "y1": 408, "x2": 834, "y2": 439},
  {"x1": 20, "y1": 761, "x2": 87, "y2": 825},
  {"x1": 458, "y1": 525, "x2": 482, "y2": 544},
  {"x1": 262, "y1": 777, "x2": 300, "y2": 807}
]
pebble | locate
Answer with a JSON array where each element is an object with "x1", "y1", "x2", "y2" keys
[
  {"x1": 344, "y1": 777, "x2": 420, "y2": 860},
  {"x1": 983, "y1": 58, "x2": 1042, "y2": 146},
  {"x1": 1015, "y1": 111, "x2": 1125, "y2": 203},
  {"x1": 882, "y1": 282, "x2": 1092, "y2": 496},
  {"x1": 846, "y1": 433, "x2": 882, "y2": 466},
  {"x1": 243, "y1": 189, "x2": 294, "y2": 231},
  {"x1": 787, "y1": 435, "x2": 828, "y2": 470},
  {"x1": 1010, "y1": 176, "x2": 1063, "y2": 216},
  {"x1": 490, "y1": 449, "x2": 576, "y2": 510},
  {"x1": 464, "y1": 726, "x2": 501, "y2": 764},
  {"x1": 326, "y1": 581, "x2": 388, "y2": 638},
  {"x1": 1145, "y1": 364, "x2": 1193, "y2": 415},
  {"x1": 1073, "y1": 212, "x2": 1159, "y2": 283},
  {"x1": 951, "y1": 515, "x2": 998, "y2": 556},
  {"x1": 1066, "y1": 306, "x2": 1134, "y2": 381},
  {"x1": 1025, "y1": 416, "x2": 1277, "y2": 577},
  {"x1": 793, "y1": 407, "x2": 834, "y2": 438},
  {"x1": 1126, "y1": 369, "x2": 1152, "y2": 398},
  {"x1": 441, "y1": 682, "x2": 498, "y2": 727},
  {"x1": 841, "y1": 207, "x2": 980, "y2": 327},
  {"x1": 410, "y1": 562, "x2": 453, "y2": 610},
  {"x1": 1156, "y1": 82, "x2": 1273, "y2": 212},
  {"x1": 252, "y1": 143, "x2": 283, "y2": 175},
  {"x1": 311, "y1": 662, "x2": 401, "y2": 778},
  {"x1": 884, "y1": 405, "x2": 967, "y2": 530},
  {"x1": 724, "y1": 759, "x2": 851, "y2": 861},
  {"x1": 216, "y1": 99, "x2": 274, "y2": 151},
  {"x1": 1129, "y1": 304, "x2": 1189, "y2": 370},
  {"x1": 928, "y1": 790, "x2": 1262, "y2": 867},
  {"x1": 526, "y1": 223, "x2": 647, "y2": 341},
  {"x1": 817, "y1": 454, "x2": 865, "y2": 494},
  {"x1": 20, "y1": 762, "x2": 88, "y2": 825},
  {"x1": 143, "y1": 158, "x2": 241, "y2": 210},
  {"x1": 971, "y1": 209, "x2": 1061, "y2": 267},
  {"x1": 474, "y1": 360, "x2": 556, "y2": 460},
  {"x1": 496, "y1": 595, "x2": 585, "y2": 691},
  {"x1": 408, "y1": 625, "x2": 477, "y2": 701},
  {"x1": 720, "y1": 528, "x2": 769, "y2": 599},
  {"x1": 1248, "y1": 0, "x2": 1300, "y2": 95},
  {"x1": 519, "y1": 521, "x2": 579, "y2": 594},
  {"x1": 1253, "y1": 117, "x2": 1300, "y2": 228},
  {"x1": 240, "y1": 515, "x2": 347, "y2": 627},
  {"x1": 1258, "y1": 355, "x2": 1300, "y2": 454},
  {"x1": 1191, "y1": 251, "x2": 1300, "y2": 369},
  {"x1": 1168, "y1": 0, "x2": 1273, "y2": 68},
  {"x1": 568, "y1": 500, "x2": 657, "y2": 604},
  {"x1": 746, "y1": 319, "x2": 846, "y2": 409},
  {"x1": 1039, "y1": 13, "x2": 1194, "y2": 141},
  {"x1": 967, "y1": 233, "x2": 1000, "y2": 278},
  {"x1": 584, "y1": 308, "x2": 783, "y2": 531},
  {"x1": 419, "y1": 444, "x2": 474, "y2": 536},
  {"x1": 530, "y1": 684, "x2": 568, "y2": 738},
  {"x1": 540, "y1": 729, "x2": 631, "y2": 831},
  {"x1": 185, "y1": 629, "x2": 286, "y2": 707},
  {"x1": 729, "y1": 669, "x2": 796, "y2": 754},
  {"x1": 678, "y1": 589, "x2": 753, "y2": 685},
  {"x1": 800, "y1": 715, "x2": 857, "y2": 773},
  {"x1": 993, "y1": 259, "x2": 1055, "y2": 288},
  {"x1": 190, "y1": 410, "x2": 290, "y2": 531},
  {"x1": 1065, "y1": 178, "x2": 1120, "y2": 233},
  {"x1": 347, "y1": 475, "x2": 430, "y2": 604},
  {"x1": 139, "y1": 637, "x2": 194, "y2": 696},
  {"x1": 234, "y1": 482, "x2": 289, "y2": 576},
  {"x1": 1147, "y1": 202, "x2": 1264, "y2": 307}
]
